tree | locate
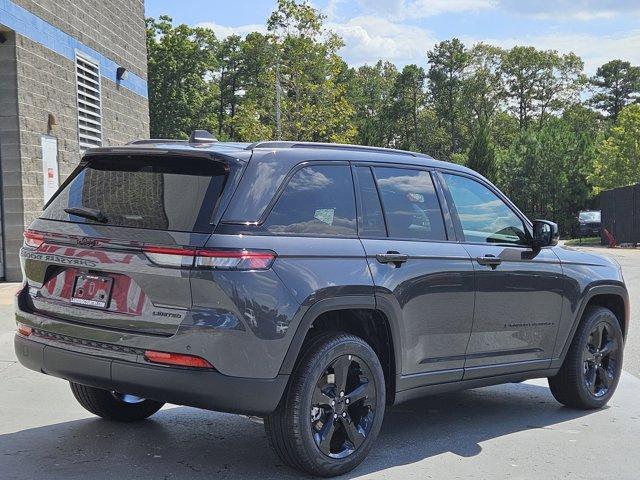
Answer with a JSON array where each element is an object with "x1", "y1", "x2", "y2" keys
[
  {"x1": 590, "y1": 104, "x2": 640, "y2": 192},
  {"x1": 500, "y1": 46, "x2": 584, "y2": 130},
  {"x1": 462, "y1": 44, "x2": 505, "y2": 127},
  {"x1": 389, "y1": 64, "x2": 426, "y2": 151},
  {"x1": 349, "y1": 61, "x2": 398, "y2": 147},
  {"x1": 536, "y1": 51, "x2": 585, "y2": 126},
  {"x1": 216, "y1": 34, "x2": 244, "y2": 139},
  {"x1": 497, "y1": 116, "x2": 596, "y2": 234},
  {"x1": 267, "y1": 0, "x2": 355, "y2": 142},
  {"x1": 467, "y1": 121, "x2": 496, "y2": 180},
  {"x1": 427, "y1": 39, "x2": 469, "y2": 157},
  {"x1": 146, "y1": 16, "x2": 219, "y2": 139},
  {"x1": 590, "y1": 60, "x2": 640, "y2": 121}
]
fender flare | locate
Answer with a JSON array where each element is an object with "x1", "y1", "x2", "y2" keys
[
  {"x1": 554, "y1": 283, "x2": 629, "y2": 367},
  {"x1": 278, "y1": 295, "x2": 403, "y2": 380}
]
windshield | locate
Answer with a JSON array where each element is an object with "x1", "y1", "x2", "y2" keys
[
  {"x1": 579, "y1": 211, "x2": 601, "y2": 222},
  {"x1": 41, "y1": 156, "x2": 228, "y2": 232}
]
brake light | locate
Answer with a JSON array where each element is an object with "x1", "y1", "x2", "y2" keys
[
  {"x1": 144, "y1": 350, "x2": 213, "y2": 369},
  {"x1": 23, "y1": 230, "x2": 44, "y2": 249},
  {"x1": 143, "y1": 246, "x2": 276, "y2": 270},
  {"x1": 17, "y1": 323, "x2": 32, "y2": 337}
]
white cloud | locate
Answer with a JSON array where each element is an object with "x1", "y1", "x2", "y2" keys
[
  {"x1": 195, "y1": 22, "x2": 266, "y2": 39},
  {"x1": 474, "y1": 30, "x2": 640, "y2": 74},
  {"x1": 329, "y1": 16, "x2": 437, "y2": 67},
  {"x1": 498, "y1": 0, "x2": 640, "y2": 21},
  {"x1": 356, "y1": 0, "x2": 496, "y2": 20}
]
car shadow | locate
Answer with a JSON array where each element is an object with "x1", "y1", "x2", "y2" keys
[{"x1": 0, "y1": 381, "x2": 596, "y2": 479}]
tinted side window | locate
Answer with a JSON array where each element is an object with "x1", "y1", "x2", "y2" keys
[
  {"x1": 373, "y1": 167, "x2": 446, "y2": 241},
  {"x1": 442, "y1": 173, "x2": 528, "y2": 245},
  {"x1": 262, "y1": 165, "x2": 356, "y2": 236},
  {"x1": 354, "y1": 166, "x2": 386, "y2": 237}
]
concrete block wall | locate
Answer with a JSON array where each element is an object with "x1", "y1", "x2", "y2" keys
[
  {"x1": 10, "y1": 0, "x2": 147, "y2": 78},
  {"x1": 0, "y1": 0, "x2": 150, "y2": 280},
  {"x1": 0, "y1": 31, "x2": 23, "y2": 281}
]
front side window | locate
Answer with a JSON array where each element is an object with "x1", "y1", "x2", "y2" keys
[
  {"x1": 443, "y1": 173, "x2": 528, "y2": 245},
  {"x1": 262, "y1": 164, "x2": 356, "y2": 236},
  {"x1": 373, "y1": 167, "x2": 446, "y2": 241}
]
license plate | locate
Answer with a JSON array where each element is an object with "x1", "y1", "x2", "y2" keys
[{"x1": 71, "y1": 274, "x2": 113, "y2": 309}]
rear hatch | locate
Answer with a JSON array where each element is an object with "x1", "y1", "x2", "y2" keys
[{"x1": 20, "y1": 150, "x2": 243, "y2": 336}]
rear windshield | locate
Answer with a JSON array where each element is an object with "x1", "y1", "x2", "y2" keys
[{"x1": 42, "y1": 156, "x2": 228, "y2": 232}]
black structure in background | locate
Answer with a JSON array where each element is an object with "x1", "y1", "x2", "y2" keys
[{"x1": 600, "y1": 183, "x2": 640, "y2": 244}]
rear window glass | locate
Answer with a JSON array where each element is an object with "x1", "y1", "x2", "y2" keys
[
  {"x1": 373, "y1": 167, "x2": 446, "y2": 241},
  {"x1": 354, "y1": 166, "x2": 387, "y2": 237},
  {"x1": 41, "y1": 156, "x2": 227, "y2": 232},
  {"x1": 261, "y1": 164, "x2": 356, "y2": 236}
]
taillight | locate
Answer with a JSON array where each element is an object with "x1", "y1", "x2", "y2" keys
[
  {"x1": 143, "y1": 246, "x2": 276, "y2": 270},
  {"x1": 195, "y1": 250, "x2": 275, "y2": 269},
  {"x1": 23, "y1": 230, "x2": 44, "y2": 249},
  {"x1": 144, "y1": 350, "x2": 213, "y2": 369},
  {"x1": 17, "y1": 322, "x2": 32, "y2": 337}
]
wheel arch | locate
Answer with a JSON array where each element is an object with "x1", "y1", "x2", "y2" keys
[
  {"x1": 555, "y1": 284, "x2": 629, "y2": 367},
  {"x1": 279, "y1": 296, "x2": 402, "y2": 403}
]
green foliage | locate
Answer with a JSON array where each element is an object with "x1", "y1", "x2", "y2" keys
[
  {"x1": 146, "y1": 16, "x2": 219, "y2": 139},
  {"x1": 590, "y1": 60, "x2": 640, "y2": 121},
  {"x1": 427, "y1": 39, "x2": 469, "y2": 157},
  {"x1": 146, "y1": 3, "x2": 640, "y2": 233},
  {"x1": 467, "y1": 122, "x2": 496, "y2": 179},
  {"x1": 496, "y1": 117, "x2": 596, "y2": 234},
  {"x1": 590, "y1": 104, "x2": 640, "y2": 193}
]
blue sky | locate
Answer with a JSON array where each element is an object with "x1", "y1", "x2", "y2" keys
[{"x1": 146, "y1": 0, "x2": 640, "y2": 74}]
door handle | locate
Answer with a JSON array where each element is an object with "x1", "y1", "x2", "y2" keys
[
  {"x1": 476, "y1": 255, "x2": 502, "y2": 269},
  {"x1": 376, "y1": 251, "x2": 409, "y2": 267}
]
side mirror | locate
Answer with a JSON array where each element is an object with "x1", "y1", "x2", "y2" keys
[{"x1": 532, "y1": 220, "x2": 559, "y2": 248}]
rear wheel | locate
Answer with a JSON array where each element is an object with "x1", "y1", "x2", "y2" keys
[
  {"x1": 70, "y1": 382, "x2": 164, "y2": 422},
  {"x1": 265, "y1": 332, "x2": 385, "y2": 477},
  {"x1": 549, "y1": 306, "x2": 623, "y2": 409}
]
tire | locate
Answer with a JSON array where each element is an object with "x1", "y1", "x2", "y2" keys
[
  {"x1": 265, "y1": 332, "x2": 386, "y2": 477},
  {"x1": 70, "y1": 382, "x2": 164, "y2": 422},
  {"x1": 549, "y1": 306, "x2": 624, "y2": 409}
]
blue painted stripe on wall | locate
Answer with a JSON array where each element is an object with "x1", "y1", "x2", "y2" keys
[{"x1": 0, "y1": 0, "x2": 148, "y2": 98}]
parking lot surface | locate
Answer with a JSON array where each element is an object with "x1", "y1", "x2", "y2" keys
[{"x1": 1, "y1": 244, "x2": 639, "y2": 479}]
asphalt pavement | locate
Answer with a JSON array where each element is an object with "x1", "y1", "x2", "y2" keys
[{"x1": 1, "y1": 244, "x2": 639, "y2": 479}]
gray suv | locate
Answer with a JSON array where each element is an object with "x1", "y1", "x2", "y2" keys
[{"x1": 15, "y1": 133, "x2": 629, "y2": 476}]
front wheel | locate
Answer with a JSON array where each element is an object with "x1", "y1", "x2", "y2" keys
[
  {"x1": 265, "y1": 332, "x2": 386, "y2": 477},
  {"x1": 549, "y1": 306, "x2": 624, "y2": 409}
]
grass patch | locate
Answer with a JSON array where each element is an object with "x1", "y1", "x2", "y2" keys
[{"x1": 564, "y1": 237, "x2": 601, "y2": 246}]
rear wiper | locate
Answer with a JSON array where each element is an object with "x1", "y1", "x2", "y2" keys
[{"x1": 64, "y1": 207, "x2": 108, "y2": 223}]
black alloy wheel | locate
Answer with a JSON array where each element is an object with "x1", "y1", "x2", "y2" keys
[
  {"x1": 549, "y1": 306, "x2": 624, "y2": 409},
  {"x1": 264, "y1": 332, "x2": 386, "y2": 477},
  {"x1": 583, "y1": 322, "x2": 620, "y2": 398},
  {"x1": 310, "y1": 354, "x2": 376, "y2": 458}
]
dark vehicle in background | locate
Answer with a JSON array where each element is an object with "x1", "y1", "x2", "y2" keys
[
  {"x1": 15, "y1": 133, "x2": 628, "y2": 477},
  {"x1": 577, "y1": 210, "x2": 602, "y2": 238}
]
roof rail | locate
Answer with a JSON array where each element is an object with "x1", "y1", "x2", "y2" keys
[
  {"x1": 245, "y1": 141, "x2": 429, "y2": 158},
  {"x1": 127, "y1": 139, "x2": 188, "y2": 145},
  {"x1": 189, "y1": 129, "x2": 218, "y2": 143}
]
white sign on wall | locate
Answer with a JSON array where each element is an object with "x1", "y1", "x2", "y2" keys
[{"x1": 41, "y1": 135, "x2": 59, "y2": 205}]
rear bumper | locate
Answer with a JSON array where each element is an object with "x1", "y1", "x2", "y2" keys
[{"x1": 14, "y1": 334, "x2": 288, "y2": 416}]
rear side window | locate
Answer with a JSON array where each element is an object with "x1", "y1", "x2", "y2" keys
[
  {"x1": 373, "y1": 167, "x2": 446, "y2": 241},
  {"x1": 262, "y1": 164, "x2": 356, "y2": 236},
  {"x1": 354, "y1": 166, "x2": 386, "y2": 237},
  {"x1": 42, "y1": 156, "x2": 227, "y2": 233}
]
